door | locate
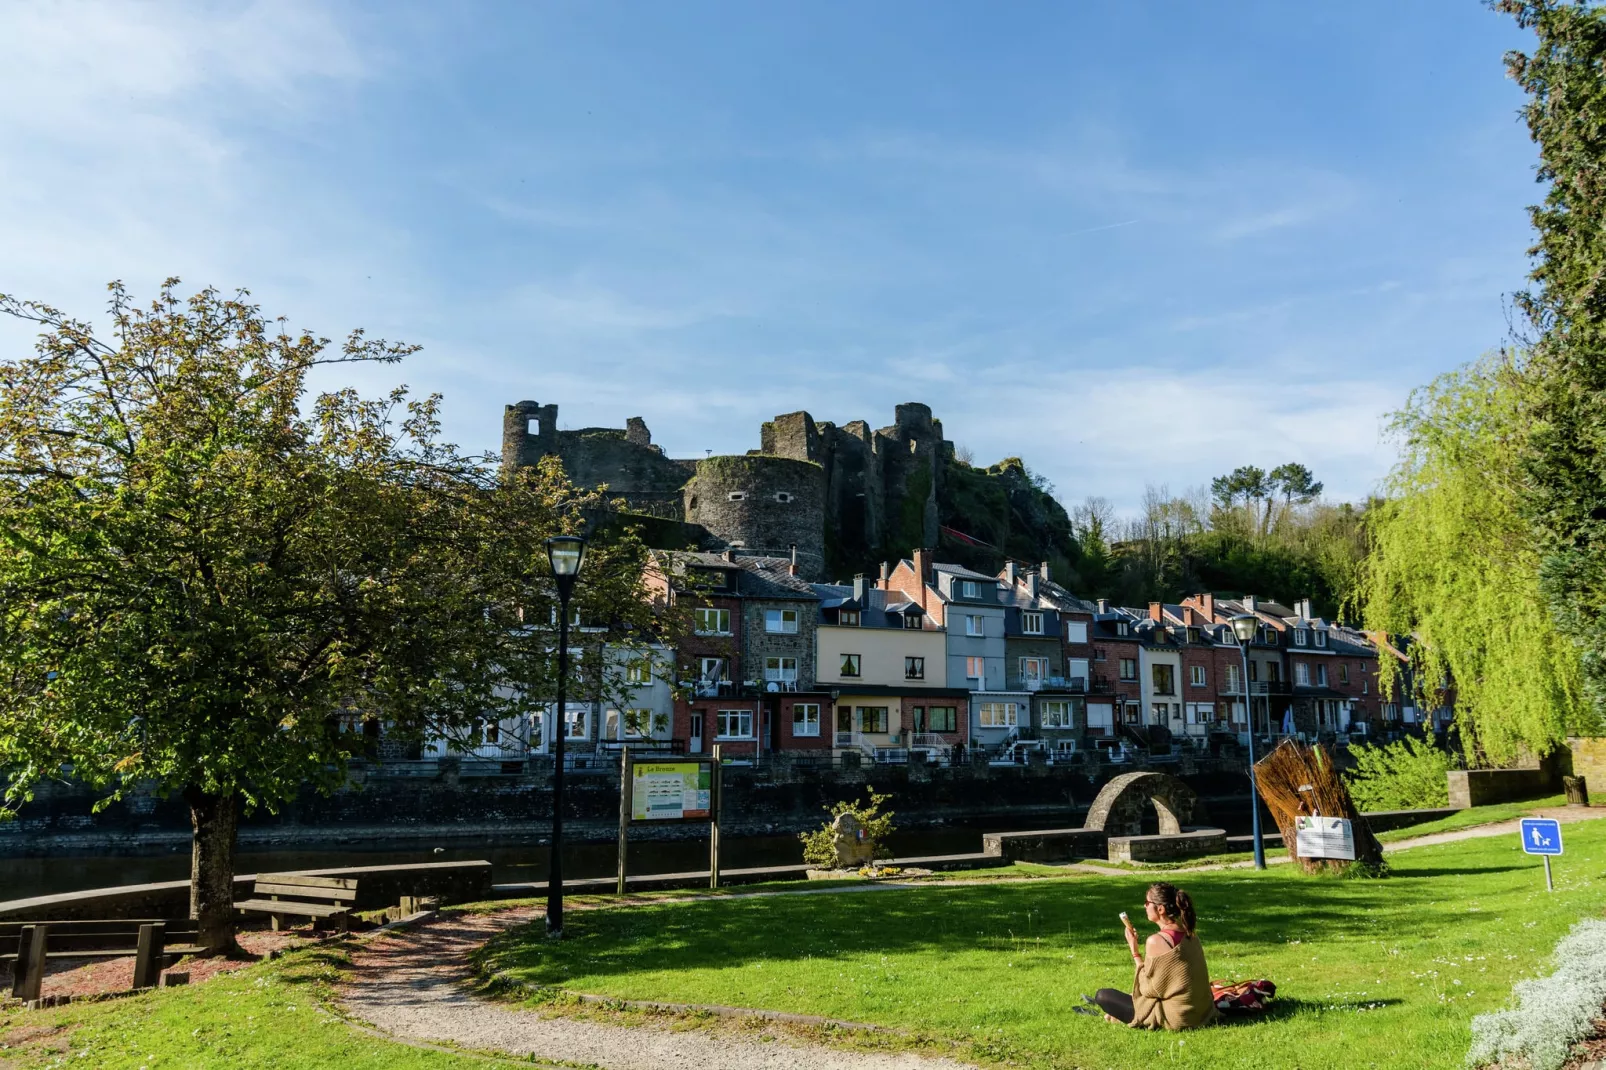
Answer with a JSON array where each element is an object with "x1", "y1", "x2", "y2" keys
[{"x1": 688, "y1": 711, "x2": 704, "y2": 753}]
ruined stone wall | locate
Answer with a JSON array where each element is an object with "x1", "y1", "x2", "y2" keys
[{"x1": 683, "y1": 455, "x2": 827, "y2": 578}]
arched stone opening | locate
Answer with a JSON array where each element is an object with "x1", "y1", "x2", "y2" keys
[{"x1": 1084, "y1": 771, "x2": 1202, "y2": 838}]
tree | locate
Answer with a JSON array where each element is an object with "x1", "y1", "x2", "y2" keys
[
  {"x1": 0, "y1": 282, "x2": 663, "y2": 950},
  {"x1": 1353, "y1": 353, "x2": 1593, "y2": 764},
  {"x1": 1497, "y1": 0, "x2": 1606, "y2": 717},
  {"x1": 1269, "y1": 462, "x2": 1323, "y2": 505}
]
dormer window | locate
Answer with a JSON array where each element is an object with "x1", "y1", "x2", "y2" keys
[
  {"x1": 839, "y1": 610, "x2": 861, "y2": 627},
  {"x1": 1315, "y1": 630, "x2": 1328, "y2": 648},
  {"x1": 1116, "y1": 621, "x2": 1129, "y2": 637},
  {"x1": 961, "y1": 580, "x2": 980, "y2": 599},
  {"x1": 1022, "y1": 611, "x2": 1043, "y2": 634},
  {"x1": 1294, "y1": 629, "x2": 1309, "y2": 647},
  {"x1": 727, "y1": 492, "x2": 746, "y2": 502},
  {"x1": 1186, "y1": 628, "x2": 1199, "y2": 643},
  {"x1": 902, "y1": 613, "x2": 923, "y2": 630}
]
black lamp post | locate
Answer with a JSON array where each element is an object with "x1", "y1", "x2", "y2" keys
[
  {"x1": 1230, "y1": 613, "x2": 1268, "y2": 871},
  {"x1": 545, "y1": 534, "x2": 586, "y2": 938}
]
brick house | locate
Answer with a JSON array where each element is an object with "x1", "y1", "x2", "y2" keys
[{"x1": 1090, "y1": 602, "x2": 1145, "y2": 742}]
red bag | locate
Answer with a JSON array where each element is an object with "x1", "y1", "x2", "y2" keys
[{"x1": 1211, "y1": 979, "x2": 1277, "y2": 1015}]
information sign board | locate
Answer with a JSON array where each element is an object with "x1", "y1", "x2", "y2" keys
[
  {"x1": 631, "y1": 760, "x2": 712, "y2": 821},
  {"x1": 1520, "y1": 818, "x2": 1563, "y2": 856},
  {"x1": 1294, "y1": 816, "x2": 1356, "y2": 860}
]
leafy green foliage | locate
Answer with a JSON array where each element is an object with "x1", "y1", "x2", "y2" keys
[
  {"x1": 1344, "y1": 737, "x2": 1458, "y2": 811},
  {"x1": 1498, "y1": 0, "x2": 1606, "y2": 718},
  {"x1": 798, "y1": 786, "x2": 896, "y2": 868},
  {"x1": 1354, "y1": 355, "x2": 1592, "y2": 764}
]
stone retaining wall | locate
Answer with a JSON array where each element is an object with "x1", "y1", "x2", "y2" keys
[{"x1": 1106, "y1": 828, "x2": 1227, "y2": 863}]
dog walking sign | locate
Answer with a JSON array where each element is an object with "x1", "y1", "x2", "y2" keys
[{"x1": 1520, "y1": 817, "x2": 1563, "y2": 892}]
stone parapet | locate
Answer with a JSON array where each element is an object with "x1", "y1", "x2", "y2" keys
[{"x1": 1106, "y1": 828, "x2": 1227, "y2": 863}]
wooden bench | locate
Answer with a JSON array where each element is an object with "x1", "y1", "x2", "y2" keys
[
  {"x1": 2, "y1": 919, "x2": 201, "y2": 1001},
  {"x1": 236, "y1": 874, "x2": 359, "y2": 932}
]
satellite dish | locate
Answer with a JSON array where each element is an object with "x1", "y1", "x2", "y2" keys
[{"x1": 766, "y1": 681, "x2": 780, "y2": 692}]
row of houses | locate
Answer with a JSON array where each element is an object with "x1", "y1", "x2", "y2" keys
[{"x1": 429, "y1": 549, "x2": 1436, "y2": 766}]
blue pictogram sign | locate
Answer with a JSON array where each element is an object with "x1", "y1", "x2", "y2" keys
[{"x1": 1520, "y1": 818, "x2": 1563, "y2": 856}]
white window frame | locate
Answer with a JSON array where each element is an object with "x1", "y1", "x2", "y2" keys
[
  {"x1": 1040, "y1": 700, "x2": 1073, "y2": 728},
  {"x1": 839, "y1": 610, "x2": 861, "y2": 627},
  {"x1": 564, "y1": 708, "x2": 588, "y2": 739},
  {"x1": 1340, "y1": 663, "x2": 1350, "y2": 685},
  {"x1": 765, "y1": 608, "x2": 799, "y2": 634},
  {"x1": 1295, "y1": 662, "x2": 1311, "y2": 686},
  {"x1": 965, "y1": 655, "x2": 985, "y2": 680},
  {"x1": 694, "y1": 608, "x2": 731, "y2": 635},
  {"x1": 1317, "y1": 663, "x2": 1328, "y2": 687},
  {"x1": 1020, "y1": 656, "x2": 1048, "y2": 681},
  {"x1": 966, "y1": 615, "x2": 984, "y2": 637},
  {"x1": 1086, "y1": 703, "x2": 1114, "y2": 731},
  {"x1": 1066, "y1": 621, "x2": 1088, "y2": 644},
  {"x1": 1119, "y1": 657, "x2": 1137, "y2": 681},
  {"x1": 1190, "y1": 664, "x2": 1207, "y2": 687},
  {"x1": 1022, "y1": 611, "x2": 1044, "y2": 635},
  {"x1": 624, "y1": 660, "x2": 653, "y2": 685},
  {"x1": 978, "y1": 701, "x2": 1017, "y2": 728},
  {"x1": 1294, "y1": 629, "x2": 1309, "y2": 647},
  {"x1": 792, "y1": 703, "x2": 821, "y2": 737},
  {"x1": 716, "y1": 708, "x2": 753, "y2": 739},
  {"x1": 1315, "y1": 630, "x2": 1328, "y2": 648},
  {"x1": 764, "y1": 656, "x2": 798, "y2": 683},
  {"x1": 1226, "y1": 664, "x2": 1241, "y2": 691},
  {"x1": 961, "y1": 580, "x2": 980, "y2": 598},
  {"x1": 699, "y1": 656, "x2": 727, "y2": 682}
]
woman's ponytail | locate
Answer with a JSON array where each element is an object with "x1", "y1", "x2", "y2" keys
[{"x1": 1147, "y1": 882, "x2": 1198, "y2": 935}]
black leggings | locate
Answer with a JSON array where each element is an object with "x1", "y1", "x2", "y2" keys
[{"x1": 1094, "y1": 988, "x2": 1134, "y2": 1023}]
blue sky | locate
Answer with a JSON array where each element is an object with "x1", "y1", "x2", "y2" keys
[{"x1": 1, "y1": 1, "x2": 1538, "y2": 512}]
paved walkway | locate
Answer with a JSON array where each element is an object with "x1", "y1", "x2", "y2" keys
[{"x1": 340, "y1": 908, "x2": 975, "y2": 1070}]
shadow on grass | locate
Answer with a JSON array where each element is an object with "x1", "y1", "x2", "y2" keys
[{"x1": 1208, "y1": 996, "x2": 1405, "y2": 1027}]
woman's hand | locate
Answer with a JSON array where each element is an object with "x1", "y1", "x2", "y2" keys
[{"x1": 1124, "y1": 924, "x2": 1141, "y2": 960}]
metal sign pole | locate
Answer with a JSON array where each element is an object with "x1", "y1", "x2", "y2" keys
[
  {"x1": 616, "y1": 745, "x2": 630, "y2": 895},
  {"x1": 710, "y1": 744, "x2": 722, "y2": 890},
  {"x1": 1545, "y1": 855, "x2": 1554, "y2": 893}
]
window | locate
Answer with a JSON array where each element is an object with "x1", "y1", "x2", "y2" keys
[
  {"x1": 1040, "y1": 700, "x2": 1074, "y2": 728},
  {"x1": 792, "y1": 703, "x2": 820, "y2": 736},
  {"x1": 839, "y1": 653, "x2": 861, "y2": 677},
  {"x1": 966, "y1": 615, "x2": 984, "y2": 637},
  {"x1": 903, "y1": 612, "x2": 924, "y2": 629},
  {"x1": 698, "y1": 657, "x2": 727, "y2": 682},
  {"x1": 1295, "y1": 663, "x2": 1310, "y2": 686},
  {"x1": 1119, "y1": 658, "x2": 1137, "y2": 681},
  {"x1": 1187, "y1": 628, "x2": 1200, "y2": 644},
  {"x1": 978, "y1": 701, "x2": 1017, "y2": 728},
  {"x1": 608, "y1": 709, "x2": 660, "y2": 738},
  {"x1": 1226, "y1": 664, "x2": 1241, "y2": 691},
  {"x1": 1022, "y1": 611, "x2": 1044, "y2": 634},
  {"x1": 1123, "y1": 702, "x2": 1141, "y2": 724},
  {"x1": 1094, "y1": 647, "x2": 1107, "y2": 661},
  {"x1": 1315, "y1": 630, "x2": 1328, "y2": 648},
  {"x1": 764, "y1": 656, "x2": 797, "y2": 684},
  {"x1": 961, "y1": 580, "x2": 980, "y2": 598},
  {"x1": 839, "y1": 610, "x2": 861, "y2": 627},
  {"x1": 1339, "y1": 663, "x2": 1350, "y2": 685},
  {"x1": 1248, "y1": 659, "x2": 1259, "y2": 682},
  {"x1": 924, "y1": 706, "x2": 958, "y2": 732},
  {"x1": 1152, "y1": 664, "x2": 1176, "y2": 695},
  {"x1": 1066, "y1": 621, "x2": 1089, "y2": 644},
  {"x1": 836, "y1": 706, "x2": 853, "y2": 733},
  {"x1": 1266, "y1": 661, "x2": 1280, "y2": 683},
  {"x1": 624, "y1": 660, "x2": 652, "y2": 685},
  {"x1": 716, "y1": 709, "x2": 753, "y2": 739},
  {"x1": 726, "y1": 491, "x2": 746, "y2": 502},
  {"x1": 1086, "y1": 703, "x2": 1114, "y2": 731},
  {"x1": 775, "y1": 491, "x2": 794, "y2": 503},
  {"x1": 1151, "y1": 702, "x2": 1174, "y2": 724},
  {"x1": 1316, "y1": 664, "x2": 1328, "y2": 687},
  {"x1": 1116, "y1": 621, "x2": 1130, "y2": 636},
  {"x1": 564, "y1": 708, "x2": 587, "y2": 739},
  {"x1": 1190, "y1": 665, "x2": 1207, "y2": 687},
  {"x1": 765, "y1": 608, "x2": 799, "y2": 634},
  {"x1": 526, "y1": 417, "x2": 540, "y2": 436},
  {"x1": 857, "y1": 706, "x2": 889, "y2": 733},
  {"x1": 1294, "y1": 629, "x2": 1309, "y2": 647},
  {"x1": 694, "y1": 608, "x2": 731, "y2": 635},
  {"x1": 905, "y1": 656, "x2": 925, "y2": 680},
  {"x1": 965, "y1": 655, "x2": 985, "y2": 680},
  {"x1": 1020, "y1": 656, "x2": 1048, "y2": 682}
]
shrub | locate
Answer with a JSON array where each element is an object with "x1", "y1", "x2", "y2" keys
[
  {"x1": 1344, "y1": 736, "x2": 1458, "y2": 811},
  {"x1": 1468, "y1": 918, "x2": 1606, "y2": 1070},
  {"x1": 799, "y1": 787, "x2": 896, "y2": 869}
]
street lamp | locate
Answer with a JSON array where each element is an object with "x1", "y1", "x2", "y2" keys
[
  {"x1": 1230, "y1": 613, "x2": 1268, "y2": 871},
  {"x1": 545, "y1": 534, "x2": 587, "y2": 937}
]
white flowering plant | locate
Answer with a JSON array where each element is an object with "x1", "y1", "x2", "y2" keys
[{"x1": 1467, "y1": 918, "x2": 1606, "y2": 1070}]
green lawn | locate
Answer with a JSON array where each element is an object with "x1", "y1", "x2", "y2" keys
[
  {"x1": 1372, "y1": 795, "x2": 1571, "y2": 843},
  {"x1": 481, "y1": 819, "x2": 1606, "y2": 1070}
]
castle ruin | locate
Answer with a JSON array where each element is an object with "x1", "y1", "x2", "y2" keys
[{"x1": 501, "y1": 401, "x2": 951, "y2": 580}]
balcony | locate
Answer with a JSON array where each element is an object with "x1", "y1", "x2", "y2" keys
[{"x1": 1009, "y1": 675, "x2": 1088, "y2": 693}]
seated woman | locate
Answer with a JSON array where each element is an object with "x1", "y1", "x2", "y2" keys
[{"x1": 1088, "y1": 881, "x2": 1217, "y2": 1030}]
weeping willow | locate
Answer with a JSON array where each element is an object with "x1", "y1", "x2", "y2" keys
[{"x1": 1356, "y1": 352, "x2": 1594, "y2": 765}]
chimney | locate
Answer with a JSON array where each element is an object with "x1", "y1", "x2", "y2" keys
[
  {"x1": 913, "y1": 547, "x2": 933, "y2": 583},
  {"x1": 1002, "y1": 561, "x2": 1019, "y2": 585},
  {"x1": 1025, "y1": 571, "x2": 1040, "y2": 597},
  {"x1": 852, "y1": 573, "x2": 869, "y2": 603},
  {"x1": 1182, "y1": 606, "x2": 1197, "y2": 626},
  {"x1": 1297, "y1": 597, "x2": 1312, "y2": 620},
  {"x1": 1039, "y1": 561, "x2": 1051, "y2": 581},
  {"x1": 1201, "y1": 593, "x2": 1215, "y2": 621},
  {"x1": 1097, "y1": 598, "x2": 1110, "y2": 614},
  {"x1": 1243, "y1": 594, "x2": 1257, "y2": 613},
  {"x1": 788, "y1": 544, "x2": 799, "y2": 577},
  {"x1": 1149, "y1": 601, "x2": 1163, "y2": 623},
  {"x1": 723, "y1": 549, "x2": 737, "y2": 563},
  {"x1": 879, "y1": 561, "x2": 890, "y2": 583}
]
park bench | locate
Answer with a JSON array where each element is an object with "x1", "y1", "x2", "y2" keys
[
  {"x1": 3, "y1": 918, "x2": 201, "y2": 1001},
  {"x1": 235, "y1": 873, "x2": 359, "y2": 932}
]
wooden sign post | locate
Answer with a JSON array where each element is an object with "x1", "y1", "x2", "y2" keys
[
  {"x1": 710, "y1": 744, "x2": 723, "y2": 889},
  {"x1": 616, "y1": 745, "x2": 631, "y2": 895}
]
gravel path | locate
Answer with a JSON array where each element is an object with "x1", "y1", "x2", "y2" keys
[{"x1": 340, "y1": 908, "x2": 976, "y2": 1070}]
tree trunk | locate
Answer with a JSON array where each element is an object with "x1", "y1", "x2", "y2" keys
[{"x1": 185, "y1": 787, "x2": 241, "y2": 954}]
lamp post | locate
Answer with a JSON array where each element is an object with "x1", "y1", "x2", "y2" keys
[
  {"x1": 546, "y1": 534, "x2": 586, "y2": 937},
  {"x1": 1230, "y1": 613, "x2": 1268, "y2": 871}
]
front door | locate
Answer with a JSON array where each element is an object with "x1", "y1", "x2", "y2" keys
[{"x1": 688, "y1": 710, "x2": 703, "y2": 754}]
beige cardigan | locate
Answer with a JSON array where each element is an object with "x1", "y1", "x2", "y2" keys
[{"x1": 1130, "y1": 933, "x2": 1218, "y2": 1031}]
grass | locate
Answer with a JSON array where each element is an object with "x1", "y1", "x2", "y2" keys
[
  {"x1": 479, "y1": 818, "x2": 1606, "y2": 1070},
  {"x1": 1372, "y1": 795, "x2": 1572, "y2": 843},
  {"x1": 0, "y1": 946, "x2": 506, "y2": 1069}
]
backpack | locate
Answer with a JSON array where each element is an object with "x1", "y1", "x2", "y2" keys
[{"x1": 1211, "y1": 979, "x2": 1277, "y2": 1016}]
